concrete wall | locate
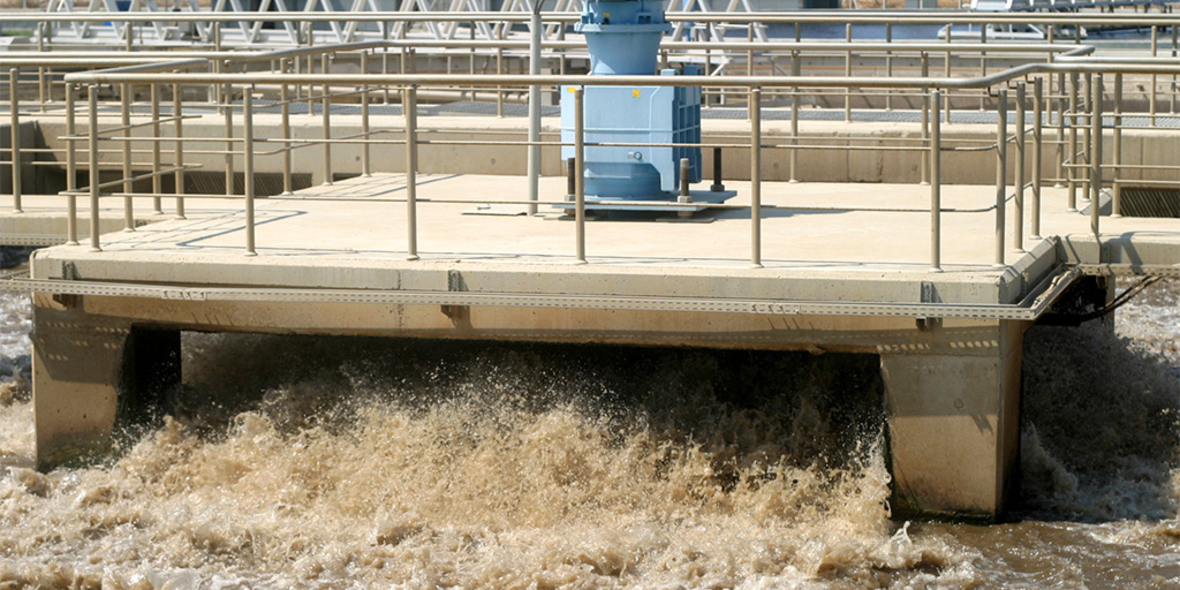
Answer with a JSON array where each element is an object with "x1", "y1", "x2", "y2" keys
[{"x1": 35, "y1": 113, "x2": 1156, "y2": 189}]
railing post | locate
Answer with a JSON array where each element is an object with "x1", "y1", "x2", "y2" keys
[
  {"x1": 1014, "y1": 82, "x2": 1025, "y2": 253},
  {"x1": 382, "y1": 51, "x2": 391, "y2": 105},
  {"x1": 38, "y1": 67, "x2": 47, "y2": 114},
  {"x1": 1082, "y1": 73, "x2": 1092, "y2": 201},
  {"x1": 8, "y1": 69, "x2": 21, "y2": 215},
  {"x1": 1055, "y1": 71, "x2": 1065, "y2": 188},
  {"x1": 1032, "y1": 77, "x2": 1044, "y2": 239},
  {"x1": 920, "y1": 53, "x2": 930, "y2": 185},
  {"x1": 361, "y1": 52, "x2": 371, "y2": 177},
  {"x1": 173, "y1": 82, "x2": 186, "y2": 220},
  {"x1": 789, "y1": 50, "x2": 799, "y2": 183},
  {"x1": 678, "y1": 157, "x2": 692, "y2": 219},
  {"x1": 322, "y1": 55, "x2": 332, "y2": 186},
  {"x1": 150, "y1": 83, "x2": 162, "y2": 214},
  {"x1": 307, "y1": 54, "x2": 315, "y2": 116},
  {"x1": 994, "y1": 88, "x2": 1007, "y2": 266},
  {"x1": 527, "y1": 8, "x2": 542, "y2": 215},
  {"x1": 244, "y1": 90, "x2": 256, "y2": 257},
  {"x1": 122, "y1": 83, "x2": 134, "y2": 231},
  {"x1": 844, "y1": 23, "x2": 852, "y2": 123},
  {"x1": 1112, "y1": 72, "x2": 1123, "y2": 218},
  {"x1": 750, "y1": 87, "x2": 762, "y2": 269},
  {"x1": 1068, "y1": 72, "x2": 1078, "y2": 211},
  {"x1": 88, "y1": 85, "x2": 100, "y2": 252},
  {"x1": 930, "y1": 89, "x2": 942, "y2": 273},
  {"x1": 1173, "y1": 25, "x2": 1178, "y2": 115},
  {"x1": 1091, "y1": 74, "x2": 1103, "y2": 241},
  {"x1": 496, "y1": 44, "x2": 505, "y2": 118},
  {"x1": 404, "y1": 84, "x2": 419, "y2": 261},
  {"x1": 944, "y1": 32, "x2": 952, "y2": 124},
  {"x1": 1150, "y1": 25, "x2": 1158, "y2": 126},
  {"x1": 280, "y1": 65, "x2": 292, "y2": 196},
  {"x1": 574, "y1": 87, "x2": 586, "y2": 264},
  {"x1": 224, "y1": 77, "x2": 234, "y2": 198},
  {"x1": 885, "y1": 23, "x2": 893, "y2": 112},
  {"x1": 66, "y1": 83, "x2": 78, "y2": 246},
  {"x1": 979, "y1": 25, "x2": 988, "y2": 112}
]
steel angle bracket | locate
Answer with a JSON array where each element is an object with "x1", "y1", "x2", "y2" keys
[
  {"x1": 0, "y1": 266, "x2": 1081, "y2": 321},
  {"x1": 1078, "y1": 263, "x2": 1180, "y2": 278}
]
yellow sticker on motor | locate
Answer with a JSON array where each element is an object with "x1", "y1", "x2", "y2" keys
[
  {"x1": 632, "y1": 89, "x2": 641, "y2": 97},
  {"x1": 567, "y1": 86, "x2": 577, "y2": 93}
]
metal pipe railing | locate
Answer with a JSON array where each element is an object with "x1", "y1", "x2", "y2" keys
[
  {"x1": 19, "y1": 45, "x2": 1178, "y2": 271},
  {"x1": 9, "y1": 9, "x2": 1180, "y2": 27}
]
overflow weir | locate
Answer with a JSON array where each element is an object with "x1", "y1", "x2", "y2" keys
[{"x1": 5, "y1": 8, "x2": 1180, "y2": 521}]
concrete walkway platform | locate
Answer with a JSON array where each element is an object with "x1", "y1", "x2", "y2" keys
[
  {"x1": 19, "y1": 173, "x2": 1177, "y2": 304},
  {"x1": 20, "y1": 173, "x2": 1180, "y2": 521}
]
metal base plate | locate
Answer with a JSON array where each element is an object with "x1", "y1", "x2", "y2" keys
[{"x1": 553, "y1": 189, "x2": 737, "y2": 215}]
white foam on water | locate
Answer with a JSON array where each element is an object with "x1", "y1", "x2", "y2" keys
[{"x1": 0, "y1": 276, "x2": 1175, "y2": 589}]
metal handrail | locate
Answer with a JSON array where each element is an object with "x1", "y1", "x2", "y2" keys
[
  {"x1": 3, "y1": 41, "x2": 1173, "y2": 272},
  {"x1": 1, "y1": 10, "x2": 1179, "y2": 27}
]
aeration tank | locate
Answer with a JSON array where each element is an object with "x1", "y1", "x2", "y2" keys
[{"x1": 560, "y1": 0, "x2": 702, "y2": 201}]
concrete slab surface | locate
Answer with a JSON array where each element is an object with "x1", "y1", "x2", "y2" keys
[{"x1": 16, "y1": 173, "x2": 1179, "y2": 309}]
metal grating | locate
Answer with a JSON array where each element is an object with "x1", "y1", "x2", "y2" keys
[{"x1": 1119, "y1": 187, "x2": 1180, "y2": 218}]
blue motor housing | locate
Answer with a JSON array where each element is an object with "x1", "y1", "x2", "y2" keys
[
  {"x1": 562, "y1": 0, "x2": 702, "y2": 201},
  {"x1": 576, "y1": 0, "x2": 670, "y2": 75},
  {"x1": 561, "y1": 68, "x2": 703, "y2": 199}
]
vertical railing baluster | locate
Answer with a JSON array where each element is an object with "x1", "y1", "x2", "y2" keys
[
  {"x1": 281, "y1": 64, "x2": 292, "y2": 195},
  {"x1": 790, "y1": 50, "x2": 799, "y2": 183},
  {"x1": 1082, "y1": 73, "x2": 1092, "y2": 200},
  {"x1": 750, "y1": 87, "x2": 762, "y2": 269},
  {"x1": 361, "y1": 51, "x2": 371, "y2": 177},
  {"x1": 405, "y1": 84, "x2": 419, "y2": 261},
  {"x1": 921, "y1": 53, "x2": 930, "y2": 186},
  {"x1": 66, "y1": 83, "x2": 78, "y2": 246},
  {"x1": 244, "y1": 90, "x2": 256, "y2": 257},
  {"x1": 1150, "y1": 25, "x2": 1158, "y2": 126},
  {"x1": 1014, "y1": 82, "x2": 1025, "y2": 253},
  {"x1": 1112, "y1": 72, "x2": 1123, "y2": 218},
  {"x1": 224, "y1": 75, "x2": 234, "y2": 198},
  {"x1": 844, "y1": 24, "x2": 852, "y2": 123},
  {"x1": 885, "y1": 23, "x2": 893, "y2": 112},
  {"x1": 151, "y1": 83, "x2": 162, "y2": 214},
  {"x1": 174, "y1": 82, "x2": 186, "y2": 220},
  {"x1": 574, "y1": 87, "x2": 586, "y2": 264},
  {"x1": 122, "y1": 83, "x2": 133, "y2": 231},
  {"x1": 10, "y1": 69, "x2": 21, "y2": 214},
  {"x1": 1055, "y1": 71, "x2": 1065, "y2": 188},
  {"x1": 931, "y1": 89, "x2": 942, "y2": 273},
  {"x1": 1068, "y1": 72, "x2": 1078, "y2": 211},
  {"x1": 1032, "y1": 77, "x2": 1043, "y2": 239},
  {"x1": 322, "y1": 54, "x2": 332, "y2": 185},
  {"x1": 995, "y1": 88, "x2": 1007, "y2": 266},
  {"x1": 89, "y1": 85, "x2": 100, "y2": 252},
  {"x1": 1091, "y1": 74, "x2": 1103, "y2": 242}
]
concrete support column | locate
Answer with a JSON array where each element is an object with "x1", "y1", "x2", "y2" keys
[
  {"x1": 880, "y1": 320, "x2": 1027, "y2": 521},
  {"x1": 32, "y1": 294, "x2": 180, "y2": 470}
]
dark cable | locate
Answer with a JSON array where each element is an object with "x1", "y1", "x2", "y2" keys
[{"x1": 1073, "y1": 275, "x2": 1162, "y2": 323}]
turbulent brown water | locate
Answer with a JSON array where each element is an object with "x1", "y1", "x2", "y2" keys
[{"x1": 0, "y1": 279, "x2": 1177, "y2": 588}]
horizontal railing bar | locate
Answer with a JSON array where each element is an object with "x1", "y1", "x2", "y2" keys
[
  {"x1": 5, "y1": 10, "x2": 1180, "y2": 28},
  {"x1": 70, "y1": 61, "x2": 1180, "y2": 90}
]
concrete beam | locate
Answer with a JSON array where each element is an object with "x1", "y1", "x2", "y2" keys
[
  {"x1": 32, "y1": 293, "x2": 180, "y2": 469},
  {"x1": 880, "y1": 319, "x2": 1027, "y2": 521}
]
